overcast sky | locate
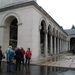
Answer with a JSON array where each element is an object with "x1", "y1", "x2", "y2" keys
[{"x1": 37, "y1": 0, "x2": 75, "y2": 29}]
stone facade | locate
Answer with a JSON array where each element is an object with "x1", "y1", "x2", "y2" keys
[
  {"x1": 0, "y1": 1, "x2": 69, "y2": 61},
  {"x1": 0, "y1": 0, "x2": 37, "y2": 8}
]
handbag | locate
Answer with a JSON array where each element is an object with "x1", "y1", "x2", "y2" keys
[{"x1": 12, "y1": 60, "x2": 16, "y2": 64}]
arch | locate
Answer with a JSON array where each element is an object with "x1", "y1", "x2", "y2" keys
[
  {"x1": 53, "y1": 27, "x2": 56, "y2": 36},
  {"x1": 70, "y1": 37, "x2": 75, "y2": 50},
  {"x1": 9, "y1": 18, "x2": 18, "y2": 48},
  {"x1": 1, "y1": 12, "x2": 21, "y2": 26},
  {"x1": 48, "y1": 25, "x2": 52, "y2": 34},
  {"x1": 47, "y1": 25, "x2": 52, "y2": 55},
  {"x1": 39, "y1": 17, "x2": 47, "y2": 57},
  {"x1": 41, "y1": 20, "x2": 46, "y2": 30},
  {"x1": 39, "y1": 17, "x2": 47, "y2": 29},
  {"x1": 56, "y1": 30, "x2": 58, "y2": 36},
  {"x1": 1, "y1": 12, "x2": 20, "y2": 50}
]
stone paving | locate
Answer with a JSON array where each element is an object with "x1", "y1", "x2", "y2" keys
[
  {"x1": 0, "y1": 52, "x2": 75, "y2": 75},
  {"x1": 31, "y1": 52, "x2": 75, "y2": 69},
  {"x1": 0, "y1": 62, "x2": 75, "y2": 75},
  {"x1": 41, "y1": 56, "x2": 75, "y2": 68}
]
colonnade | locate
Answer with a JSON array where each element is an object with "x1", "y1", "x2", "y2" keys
[
  {"x1": 41, "y1": 32, "x2": 68, "y2": 56},
  {"x1": 40, "y1": 20, "x2": 69, "y2": 58}
]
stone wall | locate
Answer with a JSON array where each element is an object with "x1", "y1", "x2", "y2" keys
[{"x1": 0, "y1": 0, "x2": 36, "y2": 8}]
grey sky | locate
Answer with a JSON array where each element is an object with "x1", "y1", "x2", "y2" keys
[{"x1": 37, "y1": 0, "x2": 75, "y2": 29}]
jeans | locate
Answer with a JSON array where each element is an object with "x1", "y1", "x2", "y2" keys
[
  {"x1": 16, "y1": 59, "x2": 21, "y2": 71},
  {"x1": 7, "y1": 61, "x2": 13, "y2": 72},
  {"x1": 25, "y1": 56, "x2": 31, "y2": 65}
]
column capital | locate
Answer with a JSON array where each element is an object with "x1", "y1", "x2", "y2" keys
[
  {"x1": 48, "y1": 31, "x2": 53, "y2": 35},
  {"x1": 17, "y1": 23, "x2": 22, "y2": 26},
  {"x1": 0, "y1": 25, "x2": 7, "y2": 28},
  {"x1": 43, "y1": 29, "x2": 48, "y2": 33}
]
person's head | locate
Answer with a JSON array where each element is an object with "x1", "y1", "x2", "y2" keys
[
  {"x1": 20, "y1": 47, "x2": 23, "y2": 50},
  {"x1": 9, "y1": 46, "x2": 12, "y2": 48},
  {"x1": 28, "y1": 48, "x2": 30, "y2": 51},
  {"x1": 17, "y1": 46, "x2": 20, "y2": 50}
]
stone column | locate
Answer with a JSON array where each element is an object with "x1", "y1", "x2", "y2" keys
[
  {"x1": 60, "y1": 39, "x2": 61, "y2": 53},
  {"x1": 50, "y1": 67, "x2": 52, "y2": 72},
  {"x1": 44, "y1": 30, "x2": 48, "y2": 57},
  {"x1": 63, "y1": 40, "x2": 65, "y2": 52},
  {"x1": 17, "y1": 23, "x2": 23, "y2": 46},
  {"x1": 44, "y1": 67, "x2": 47, "y2": 75},
  {"x1": 50, "y1": 35, "x2": 53, "y2": 55},
  {"x1": 66, "y1": 41, "x2": 68, "y2": 51},
  {"x1": 62, "y1": 40, "x2": 64, "y2": 52},
  {"x1": 39, "y1": 28, "x2": 41, "y2": 59},
  {"x1": 57, "y1": 38, "x2": 59, "y2": 54},
  {"x1": 64, "y1": 41, "x2": 66, "y2": 52},
  {"x1": 61, "y1": 40, "x2": 63, "y2": 52},
  {"x1": 69, "y1": 41, "x2": 70, "y2": 51},
  {"x1": 61, "y1": 40, "x2": 62, "y2": 52},
  {"x1": 0, "y1": 26, "x2": 7, "y2": 52},
  {"x1": 54, "y1": 36, "x2": 56, "y2": 54}
]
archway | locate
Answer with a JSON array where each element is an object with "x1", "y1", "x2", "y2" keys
[
  {"x1": 3, "y1": 16, "x2": 18, "y2": 49},
  {"x1": 70, "y1": 37, "x2": 75, "y2": 50},
  {"x1": 47, "y1": 25, "x2": 51, "y2": 56},
  {"x1": 9, "y1": 18, "x2": 18, "y2": 48},
  {"x1": 40, "y1": 20, "x2": 46, "y2": 57},
  {"x1": 52, "y1": 28, "x2": 55, "y2": 55},
  {"x1": 56, "y1": 30, "x2": 58, "y2": 54}
]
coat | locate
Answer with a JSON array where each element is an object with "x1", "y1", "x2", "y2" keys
[
  {"x1": 15, "y1": 49, "x2": 23, "y2": 60},
  {"x1": 6, "y1": 48, "x2": 15, "y2": 62},
  {"x1": 0, "y1": 50, "x2": 3, "y2": 60},
  {"x1": 25, "y1": 50, "x2": 32, "y2": 58},
  {"x1": 21, "y1": 49, "x2": 25, "y2": 56}
]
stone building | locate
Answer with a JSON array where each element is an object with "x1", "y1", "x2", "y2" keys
[
  {"x1": 0, "y1": 0, "x2": 70, "y2": 61},
  {"x1": 65, "y1": 29, "x2": 75, "y2": 50}
]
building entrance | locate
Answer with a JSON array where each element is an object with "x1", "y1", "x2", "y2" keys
[{"x1": 9, "y1": 18, "x2": 18, "y2": 48}]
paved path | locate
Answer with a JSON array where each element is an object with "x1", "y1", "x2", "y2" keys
[
  {"x1": 40, "y1": 56, "x2": 75, "y2": 68},
  {"x1": 1, "y1": 53, "x2": 75, "y2": 75},
  {"x1": 31, "y1": 53, "x2": 75, "y2": 68}
]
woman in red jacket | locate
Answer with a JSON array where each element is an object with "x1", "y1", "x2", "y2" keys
[{"x1": 25, "y1": 48, "x2": 32, "y2": 65}]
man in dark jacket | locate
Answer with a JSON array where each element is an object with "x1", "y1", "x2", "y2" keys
[
  {"x1": 15, "y1": 46, "x2": 23, "y2": 71},
  {"x1": 0, "y1": 45, "x2": 3, "y2": 72}
]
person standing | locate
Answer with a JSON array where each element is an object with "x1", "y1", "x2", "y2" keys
[
  {"x1": 6, "y1": 46, "x2": 15, "y2": 72},
  {"x1": 0, "y1": 45, "x2": 4, "y2": 72},
  {"x1": 15, "y1": 46, "x2": 23, "y2": 71},
  {"x1": 21, "y1": 47, "x2": 25, "y2": 64},
  {"x1": 25, "y1": 48, "x2": 32, "y2": 65}
]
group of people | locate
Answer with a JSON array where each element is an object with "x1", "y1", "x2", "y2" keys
[{"x1": 0, "y1": 45, "x2": 32, "y2": 72}]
